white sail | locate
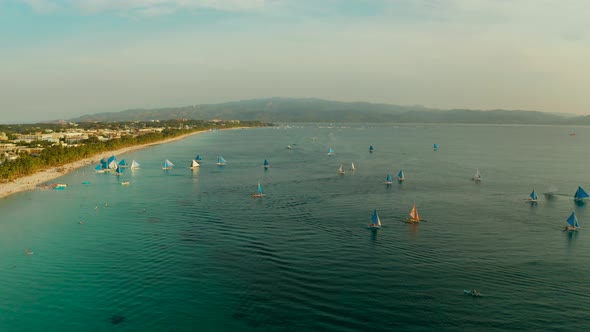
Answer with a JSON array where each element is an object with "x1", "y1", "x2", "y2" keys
[
  {"x1": 130, "y1": 160, "x2": 140, "y2": 169},
  {"x1": 350, "y1": 162, "x2": 356, "y2": 171},
  {"x1": 190, "y1": 160, "x2": 200, "y2": 169}
]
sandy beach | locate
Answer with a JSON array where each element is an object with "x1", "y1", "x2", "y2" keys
[{"x1": 0, "y1": 128, "x2": 239, "y2": 200}]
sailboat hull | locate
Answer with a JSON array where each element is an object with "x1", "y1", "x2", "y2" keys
[
  {"x1": 365, "y1": 224, "x2": 381, "y2": 229},
  {"x1": 251, "y1": 194, "x2": 265, "y2": 198}
]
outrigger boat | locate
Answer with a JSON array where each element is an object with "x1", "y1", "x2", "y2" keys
[
  {"x1": 405, "y1": 203, "x2": 423, "y2": 223},
  {"x1": 464, "y1": 290, "x2": 482, "y2": 297},
  {"x1": 366, "y1": 209, "x2": 382, "y2": 229},
  {"x1": 337, "y1": 164, "x2": 345, "y2": 175},
  {"x1": 251, "y1": 182, "x2": 265, "y2": 198},
  {"x1": 563, "y1": 212, "x2": 580, "y2": 232}
]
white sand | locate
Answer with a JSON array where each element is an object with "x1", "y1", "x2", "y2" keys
[{"x1": 0, "y1": 128, "x2": 242, "y2": 199}]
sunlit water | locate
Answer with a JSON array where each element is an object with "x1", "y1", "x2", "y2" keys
[{"x1": 2, "y1": 124, "x2": 590, "y2": 331}]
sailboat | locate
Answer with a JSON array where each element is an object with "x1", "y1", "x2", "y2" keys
[
  {"x1": 563, "y1": 212, "x2": 580, "y2": 231},
  {"x1": 528, "y1": 189, "x2": 539, "y2": 202},
  {"x1": 385, "y1": 173, "x2": 393, "y2": 185},
  {"x1": 369, "y1": 145, "x2": 374, "y2": 153},
  {"x1": 263, "y1": 159, "x2": 270, "y2": 169},
  {"x1": 327, "y1": 148, "x2": 335, "y2": 156},
  {"x1": 397, "y1": 170, "x2": 405, "y2": 182},
  {"x1": 350, "y1": 162, "x2": 356, "y2": 172},
  {"x1": 433, "y1": 144, "x2": 439, "y2": 151},
  {"x1": 574, "y1": 186, "x2": 589, "y2": 201},
  {"x1": 189, "y1": 159, "x2": 200, "y2": 169},
  {"x1": 130, "y1": 160, "x2": 140, "y2": 169},
  {"x1": 405, "y1": 203, "x2": 422, "y2": 223},
  {"x1": 337, "y1": 164, "x2": 345, "y2": 175},
  {"x1": 95, "y1": 164, "x2": 105, "y2": 173},
  {"x1": 472, "y1": 168, "x2": 481, "y2": 182},
  {"x1": 115, "y1": 166, "x2": 123, "y2": 176},
  {"x1": 251, "y1": 182, "x2": 265, "y2": 197},
  {"x1": 162, "y1": 159, "x2": 174, "y2": 170},
  {"x1": 118, "y1": 160, "x2": 128, "y2": 168},
  {"x1": 366, "y1": 209, "x2": 382, "y2": 229},
  {"x1": 195, "y1": 155, "x2": 203, "y2": 161},
  {"x1": 107, "y1": 155, "x2": 118, "y2": 170},
  {"x1": 216, "y1": 156, "x2": 226, "y2": 166}
]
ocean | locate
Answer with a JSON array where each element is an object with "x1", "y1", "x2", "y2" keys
[{"x1": 1, "y1": 124, "x2": 590, "y2": 331}]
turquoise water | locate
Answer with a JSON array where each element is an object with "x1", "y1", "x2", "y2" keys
[{"x1": 2, "y1": 124, "x2": 590, "y2": 331}]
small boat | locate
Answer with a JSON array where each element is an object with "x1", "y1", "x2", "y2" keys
[
  {"x1": 263, "y1": 159, "x2": 270, "y2": 169},
  {"x1": 216, "y1": 156, "x2": 226, "y2": 166},
  {"x1": 189, "y1": 159, "x2": 200, "y2": 169},
  {"x1": 528, "y1": 189, "x2": 539, "y2": 202},
  {"x1": 53, "y1": 183, "x2": 67, "y2": 190},
  {"x1": 369, "y1": 145, "x2": 374, "y2": 153},
  {"x1": 570, "y1": 130, "x2": 576, "y2": 136},
  {"x1": 563, "y1": 212, "x2": 580, "y2": 231},
  {"x1": 251, "y1": 182, "x2": 265, "y2": 197},
  {"x1": 350, "y1": 162, "x2": 356, "y2": 172},
  {"x1": 385, "y1": 173, "x2": 393, "y2": 185},
  {"x1": 95, "y1": 164, "x2": 105, "y2": 173},
  {"x1": 130, "y1": 160, "x2": 140, "y2": 169},
  {"x1": 82, "y1": 181, "x2": 90, "y2": 185},
  {"x1": 118, "y1": 160, "x2": 128, "y2": 168},
  {"x1": 366, "y1": 209, "x2": 382, "y2": 229},
  {"x1": 433, "y1": 144, "x2": 439, "y2": 151},
  {"x1": 121, "y1": 181, "x2": 130, "y2": 185},
  {"x1": 327, "y1": 148, "x2": 335, "y2": 156},
  {"x1": 162, "y1": 159, "x2": 174, "y2": 170},
  {"x1": 195, "y1": 155, "x2": 203, "y2": 161},
  {"x1": 337, "y1": 164, "x2": 345, "y2": 175},
  {"x1": 25, "y1": 249, "x2": 34, "y2": 256},
  {"x1": 115, "y1": 166, "x2": 123, "y2": 176},
  {"x1": 472, "y1": 168, "x2": 481, "y2": 182},
  {"x1": 397, "y1": 170, "x2": 405, "y2": 182},
  {"x1": 574, "y1": 186, "x2": 589, "y2": 201},
  {"x1": 464, "y1": 290, "x2": 482, "y2": 297},
  {"x1": 405, "y1": 203, "x2": 422, "y2": 223}
]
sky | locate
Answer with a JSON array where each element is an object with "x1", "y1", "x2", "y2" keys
[{"x1": 1, "y1": 0, "x2": 589, "y2": 123}]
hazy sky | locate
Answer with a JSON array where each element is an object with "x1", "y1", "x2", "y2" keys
[{"x1": 1, "y1": 0, "x2": 589, "y2": 122}]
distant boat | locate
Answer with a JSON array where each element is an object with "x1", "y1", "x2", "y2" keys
[
  {"x1": 216, "y1": 156, "x2": 226, "y2": 166},
  {"x1": 563, "y1": 212, "x2": 580, "y2": 231},
  {"x1": 95, "y1": 164, "x2": 106, "y2": 173},
  {"x1": 287, "y1": 144, "x2": 297, "y2": 149},
  {"x1": 570, "y1": 130, "x2": 576, "y2": 136},
  {"x1": 107, "y1": 155, "x2": 117, "y2": 170},
  {"x1": 472, "y1": 168, "x2": 481, "y2": 182},
  {"x1": 385, "y1": 173, "x2": 393, "y2": 185},
  {"x1": 528, "y1": 189, "x2": 539, "y2": 202},
  {"x1": 263, "y1": 159, "x2": 270, "y2": 169},
  {"x1": 366, "y1": 209, "x2": 382, "y2": 229},
  {"x1": 433, "y1": 144, "x2": 439, "y2": 151},
  {"x1": 53, "y1": 183, "x2": 67, "y2": 190},
  {"x1": 121, "y1": 181, "x2": 130, "y2": 185},
  {"x1": 162, "y1": 159, "x2": 174, "y2": 170},
  {"x1": 397, "y1": 170, "x2": 405, "y2": 181},
  {"x1": 574, "y1": 186, "x2": 589, "y2": 201},
  {"x1": 369, "y1": 145, "x2": 374, "y2": 153},
  {"x1": 115, "y1": 166, "x2": 123, "y2": 176},
  {"x1": 327, "y1": 148, "x2": 335, "y2": 156},
  {"x1": 195, "y1": 155, "x2": 203, "y2": 161},
  {"x1": 118, "y1": 160, "x2": 128, "y2": 168},
  {"x1": 130, "y1": 160, "x2": 140, "y2": 169},
  {"x1": 337, "y1": 164, "x2": 345, "y2": 175},
  {"x1": 189, "y1": 159, "x2": 200, "y2": 169},
  {"x1": 405, "y1": 203, "x2": 422, "y2": 223},
  {"x1": 350, "y1": 162, "x2": 356, "y2": 172},
  {"x1": 251, "y1": 182, "x2": 265, "y2": 197}
]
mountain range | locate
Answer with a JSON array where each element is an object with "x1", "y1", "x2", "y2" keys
[{"x1": 69, "y1": 98, "x2": 590, "y2": 125}]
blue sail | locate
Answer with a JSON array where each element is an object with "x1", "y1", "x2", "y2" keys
[
  {"x1": 369, "y1": 145, "x2": 374, "y2": 152},
  {"x1": 263, "y1": 159, "x2": 269, "y2": 166},
  {"x1": 433, "y1": 144, "x2": 439, "y2": 150},
  {"x1": 107, "y1": 155, "x2": 116, "y2": 164},
  {"x1": 574, "y1": 186, "x2": 589, "y2": 200},
  {"x1": 397, "y1": 170, "x2": 404, "y2": 179},
  {"x1": 386, "y1": 173, "x2": 393, "y2": 182},
  {"x1": 372, "y1": 209, "x2": 378, "y2": 223},
  {"x1": 218, "y1": 156, "x2": 226, "y2": 163},
  {"x1": 118, "y1": 160, "x2": 128, "y2": 167},
  {"x1": 328, "y1": 148, "x2": 334, "y2": 155},
  {"x1": 566, "y1": 212, "x2": 578, "y2": 227},
  {"x1": 100, "y1": 159, "x2": 108, "y2": 169},
  {"x1": 530, "y1": 190, "x2": 538, "y2": 200},
  {"x1": 163, "y1": 159, "x2": 174, "y2": 168},
  {"x1": 115, "y1": 166, "x2": 122, "y2": 174},
  {"x1": 258, "y1": 183, "x2": 264, "y2": 194},
  {"x1": 94, "y1": 165, "x2": 102, "y2": 171},
  {"x1": 195, "y1": 155, "x2": 203, "y2": 161}
]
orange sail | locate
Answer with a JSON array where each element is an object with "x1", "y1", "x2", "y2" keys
[{"x1": 408, "y1": 203, "x2": 421, "y2": 222}]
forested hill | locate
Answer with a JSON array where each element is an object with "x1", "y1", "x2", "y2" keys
[{"x1": 69, "y1": 98, "x2": 590, "y2": 125}]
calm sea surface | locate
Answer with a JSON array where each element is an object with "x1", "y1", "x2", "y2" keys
[{"x1": 2, "y1": 124, "x2": 590, "y2": 331}]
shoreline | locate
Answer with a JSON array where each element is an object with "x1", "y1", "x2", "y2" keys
[{"x1": 0, "y1": 127, "x2": 246, "y2": 200}]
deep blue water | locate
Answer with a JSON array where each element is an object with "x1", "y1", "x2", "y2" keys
[{"x1": 1, "y1": 124, "x2": 590, "y2": 331}]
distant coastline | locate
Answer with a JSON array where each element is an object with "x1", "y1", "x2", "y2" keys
[{"x1": 0, "y1": 127, "x2": 246, "y2": 200}]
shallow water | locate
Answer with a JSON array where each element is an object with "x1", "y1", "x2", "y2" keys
[{"x1": 1, "y1": 124, "x2": 590, "y2": 331}]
